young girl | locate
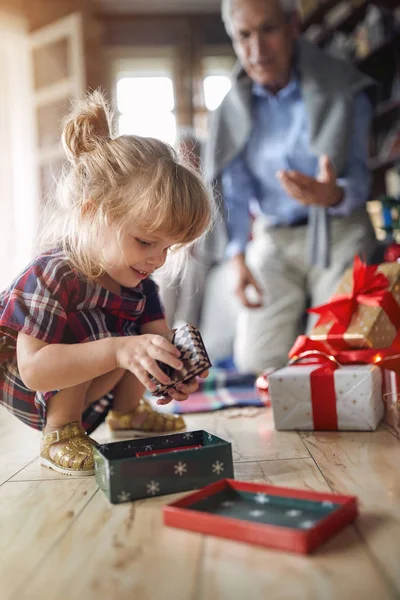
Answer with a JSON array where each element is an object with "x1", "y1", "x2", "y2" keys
[{"x1": 0, "y1": 91, "x2": 212, "y2": 477}]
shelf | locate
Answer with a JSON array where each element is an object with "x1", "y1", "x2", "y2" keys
[
  {"x1": 314, "y1": 0, "x2": 370, "y2": 45},
  {"x1": 368, "y1": 152, "x2": 400, "y2": 172},
  {"x1": 374, "y1": 98, "x2": 400, "y2": 120},
  {"x1": 356, "y1": 31, "x2": 400, "y2": 71},
  {"x1": 302, "y1": 0, "x2": 400, "y2": 31},
  {"x1": 301, "y1": 0, "x2": 341, "y2": 31}
]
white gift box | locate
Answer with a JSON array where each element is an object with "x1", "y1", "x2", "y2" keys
[{"x1": 268, "y1": 363, "x2": 384, "y2": 431}]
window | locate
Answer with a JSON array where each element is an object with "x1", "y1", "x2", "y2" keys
[
  {"x1": 110, "y1": 51, "x2": 177, "y2": 146},
  {"x1": 117, "y1": 75, "x2": 176, "y2": 145},
  {"x1": 203, "y1": 74, "x2": 232, "y2": 111}
]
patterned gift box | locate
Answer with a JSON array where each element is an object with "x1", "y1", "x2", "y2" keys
[
  {"x1": 309, "y1": 259, "x2": 400, "y2": 349},
  {"x1": 94, "y1": 430, "x2": 234, "y2": 504},
  {"x1": 268, "y1": 363, "x2": 384, "y2": 431},
  {"x1": 383, "y1": 370, "x2": 400, "y2": 435},
  {"x1": 151, "y1": 324, "x2": 212, "y2": 397}
]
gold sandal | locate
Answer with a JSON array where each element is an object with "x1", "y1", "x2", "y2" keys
[
  {"x1": 106, "y1": 398, "x2": 186, "y2": 437},
  {"x1": 40, "y1": 421, "x2": 95, "y2": 476}
]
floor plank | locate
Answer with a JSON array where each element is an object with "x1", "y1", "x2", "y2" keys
[
  {"x1": 19, "y1": 490, "x2": 203, "y2": 600},
  {"x1": 197, "y1": 459, "x2": 397, "y2": 600},
  {"x1": 0, "y1": 409, "x2": 39, "y2": 485},
  {"x1": 302, "y1": 427, "x2": 400, "y2": 592},
  {"x1": 11, "y1": 458, "x2": 397, "y2": 600},
  {"x1": 183, "y1": 408, "x2": 311, "y2": 463},
  {"x1": 0, "y1": 479, "x2": 97, "y2": 600}
]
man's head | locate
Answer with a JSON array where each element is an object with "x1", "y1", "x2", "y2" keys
[{"x1": 222, "y1": 0, "x2": 300, "y2": 91}]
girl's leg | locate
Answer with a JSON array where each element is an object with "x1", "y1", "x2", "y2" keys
[
  {"x1": 43, "y1": 370, "x2": 125, "y2": 468},
  {"x1": 106, "y1": 370, "x2": 185, "y2": 433}
]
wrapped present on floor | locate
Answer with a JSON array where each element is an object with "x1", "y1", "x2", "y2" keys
[
  {"x1": 151, "y1": 324, "x2": 212, "y2": 397},
  {"x1": 383, "y1": 370, "x2": 400, "y2": 436},
  {"x1": 309, "y1": 256, "x2": 400, "y2": 349},
  {"x1": 268, "y1": 353, "x2": 384, "y2": 431}
]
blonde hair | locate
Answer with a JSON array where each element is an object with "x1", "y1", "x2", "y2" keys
[{"x1": 40, "y1": 90, "x2": 213, "y2": 280}]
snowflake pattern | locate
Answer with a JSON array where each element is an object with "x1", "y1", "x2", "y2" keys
[
  {"x1": 109, "y1": 465, "x2": 115, "y2": 476},
  {"x1": 146, "y1": 480, "x2": 160, "y2": 496},
  {"x1": 117, "y1": 491, "x2": 131, "y2": 502},
  {"x1": 249, "y1": 510, "x2": 265, "y2": 518},
  {"x1": 212, "y1": 460, "x2": 224, "y2": 475},
  {"x1": 299, "y1": 520, "x2": 316, "y2": 529},
  {"x1": 208, "y1": 434, "x2": 213, "y2": 442},
  {"x1": 321, "y1": 501, "x2": 334, "y2": 508},
  {"x1": 220, "y1": 500, "x2": 235, "y2": 508},
  {"x1": 286, "y1": 509, "x2": 302, "y2": 517},
  {"x1": 144, "y1": 445, "x2": 153, "y2": 451},
  {"x1": 174, "y1": 461, "x2": 187, "y2": 476},
  {"x1": 254, "y1": 493, "x2": 270, "y2": 505},
  {"x1": 182, "y1": 432, "x2": 193, "y2": 440},
  {"x1": 97, "y1": 443, "x2": 109, "y2": 452}
]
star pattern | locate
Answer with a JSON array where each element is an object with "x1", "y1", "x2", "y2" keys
[
  {"x1": 183, "y1": 433, "x2": 193, "y2": 440},
  {"x1": 249, "y1": 510, "x2": 265, "y2": 518},
  {"x1": 286, "y1": 509, "x2": 302, "y2": 517},
  {"x1": 212, "y1": 460, "x2": 224, "y2": 475},
  {"x1": 117, "y1": 491, "x2": 131, "y2": 502},
  {"x1": 299, "y1": 520, "x2": 316, "y2": 529},
  {"x1": 146, "y1": 480, "x2": 160, "y2": 496},
  {"x1": 97, "y1": 443, "x2": 109, "y2": 452},
  {"x1": 254, "y1": 493, "x2": 270, "y2": 505},
  {"x1": 174, "y1": 461, "x2": 187, "y2": 476}
]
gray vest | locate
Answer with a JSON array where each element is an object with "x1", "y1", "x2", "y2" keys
[{"x1": 203, "y1": 38, "x2": 376, "y2": 268}]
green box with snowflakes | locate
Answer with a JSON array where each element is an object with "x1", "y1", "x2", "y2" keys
[{"x1": 93, "y1": 430, "x2": 234, "y2": 504}]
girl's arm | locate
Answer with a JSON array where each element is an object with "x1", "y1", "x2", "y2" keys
[{"x1": 16, "y1": 330, "x2": 182, "y2": 392}]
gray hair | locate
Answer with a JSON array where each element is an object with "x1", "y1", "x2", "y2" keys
[{"x1": 221, "y1": 0, "x2": 298, "y2": 37}]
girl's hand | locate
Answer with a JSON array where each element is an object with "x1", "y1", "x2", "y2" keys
[
  {"x1": 115, "y1": 334, "x2": 183, "y2": 393},
  {"x1": 156, "y1": 369, "x2": 209, "y2": 405}
]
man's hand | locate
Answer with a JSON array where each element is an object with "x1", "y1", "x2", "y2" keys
[
  {"x1": 232, "y1": 254, "x2": 263, "y2": 308},
  {"x1": 277, "y1": 155, "x2": 344, "y2": 208}
]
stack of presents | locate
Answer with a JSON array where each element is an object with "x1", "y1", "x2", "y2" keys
[
  {"x1": 92, "y1": 256, "x2": 400, "y2": 553},
  {"x1": 268, "y1": 256, "x2": 400, "y2": 435}
]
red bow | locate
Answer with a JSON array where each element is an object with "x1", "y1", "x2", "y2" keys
[
  {"x1": 308, "y1": 256, "x2": 390, "y2": 328},
  {"x1": 289, "y1": 335, "x2": 400, "y2": 375}
]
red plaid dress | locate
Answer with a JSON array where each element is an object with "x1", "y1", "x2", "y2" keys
[{"x1": 0, "y1": 250, "x2": 164, "y2": 433}]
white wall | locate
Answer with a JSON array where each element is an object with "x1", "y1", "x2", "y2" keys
[{"x1": 0, "y1": 10, "x2": 37, "y2": 289}]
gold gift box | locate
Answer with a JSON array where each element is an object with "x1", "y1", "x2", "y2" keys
[{"x1": 310, "y1": 263, "x2": 400, "y2": 349}]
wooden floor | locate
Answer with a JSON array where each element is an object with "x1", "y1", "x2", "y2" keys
[{"x1": 1, "y1": 406, "x2": 400, "y2": 600}]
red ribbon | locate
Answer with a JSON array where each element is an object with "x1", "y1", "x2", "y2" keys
[
  {"x1": 289, "y1": 335, "x2": 400, "y2": 375},
  {"x1": 308, "y1": 256, "x2": 400, "y2": 342},
  {"x1": 290, "y1": 354, "x2": 339, "y2": 430}
]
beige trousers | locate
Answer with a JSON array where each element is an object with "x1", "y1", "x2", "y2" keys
[{"x1": 200, "y1": 210, "x2": 376, "y2": 373}]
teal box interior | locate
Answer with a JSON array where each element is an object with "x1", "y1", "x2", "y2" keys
[{"x1": 94, "y1": 430, "x2": 234, "y2": 504}]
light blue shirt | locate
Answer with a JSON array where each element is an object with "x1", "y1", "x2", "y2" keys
[{"x1": 221, "y1": 77, "x2": 373, "y2": 257}]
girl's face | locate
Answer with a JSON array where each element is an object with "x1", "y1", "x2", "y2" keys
[{"x1": 97, "y1": 222, "x2": 177, "y2": 290}]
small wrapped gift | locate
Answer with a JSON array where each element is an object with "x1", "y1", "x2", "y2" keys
[
  {"x1": 309, "y1": 257, "x2": 400, "y2": 349},
  {"x1": 268, "y1": 357, "x2": 384, "y2": 431},
  {"x1": 383, "y1": 370, "x2": 400, "y2": 435},
  {"x1": 151, "y1": 324, "x2": 212, "y2": 397}
]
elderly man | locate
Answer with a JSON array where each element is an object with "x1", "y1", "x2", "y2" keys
[{"x1": 199, "y1": 0, "x2": 377, "y2": 373}]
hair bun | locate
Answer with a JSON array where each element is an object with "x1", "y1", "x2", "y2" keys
[{"x1": 62, "y1": 89, "x2": 113, "y2": 164}]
